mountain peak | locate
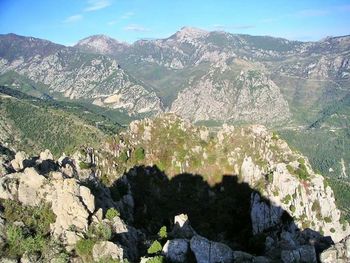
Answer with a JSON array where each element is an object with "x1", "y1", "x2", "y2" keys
[
  {"x1": 172, "y1": 26, "x2": 208, "y2": 40},
  {"x1": 75, "y1": 34, "x2": 129, "y2": 55}
]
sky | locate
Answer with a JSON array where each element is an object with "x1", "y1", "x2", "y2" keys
[{"x1": 0, "y1": 0, "x2": 350, "y2": 46}]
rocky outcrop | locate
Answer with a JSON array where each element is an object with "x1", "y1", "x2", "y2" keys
[
  {"x1": 170, "y1": 70, "x2": 290, "y2": 124},
  {"x1": 162, "y1": 239, "x2": 189, "y2": 263},
  {"x1": 251, "y1": 192, "x2": 285, "y2": 234},
  {"x1": 281, "y1": 245, "x2": 317, "y2": 263},
  {"x1": 190, "y1": 235, "x2": 233, "y2": 263},
  {"x1": 0, "y1": 150, "x2": 95, "y2": 245},
  {"x1": 92, "y1": 241, "x2": 124, "y2": 261},
  {"x1": 320, "y1": 235, "x2": 350, "y2": 263}
]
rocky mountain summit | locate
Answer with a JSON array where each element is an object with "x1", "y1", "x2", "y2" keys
[
  {"x1": 75, "y1": 35, "x2": 129, "y2": 56},
  {"x1": 1, "y1": 114, "x2": 348, "y2": 262}
]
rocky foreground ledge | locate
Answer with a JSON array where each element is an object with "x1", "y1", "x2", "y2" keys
[
  {"x1": 0, "y1": 115, "x2": 350, "y2": 262},
  {"x1": 0, "y1": 149, "x2": 348, "y2": 263}
]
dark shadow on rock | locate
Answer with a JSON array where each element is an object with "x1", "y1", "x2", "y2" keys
[{"x1": 107, "y1": 165, "x2": 334, "y2": 260}]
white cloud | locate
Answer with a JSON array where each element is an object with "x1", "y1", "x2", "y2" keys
[
  {"x1": 63, "y1": 14, "x2": 83, "y2": 23},
  {"x1": 84, "y1": 0, "x2": 111, "y2": 12},
  {"x1": 124, "y1": 24, "x2": 150, "y2": 32}
]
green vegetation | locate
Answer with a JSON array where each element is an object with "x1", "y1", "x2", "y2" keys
[
  {"x1": 3, "y1": 200, "x2": 55, "y2": 235},
  {"x1": 75, "y1": 223, "x2": 113, "y2": 262},
  {"x1": 289, "y1": 205, "x2": 296, "y2": 213},
  {"x1": 0, "y1": 93, "x2": 107, "y2": 157},
  {"x1": 311, "y1": 200, "x2": 322, "y2": 220},
  {"x1": 75, "y1": 238, "x2": 95, "y2": 261},
  {"x1": 157, "y1": 226, "x2": 167, "y2": 239},
  {"x1": 1, "y1": 199, "x2": 57, "y2": 258},
  {"x1": 105, "y1": 208, "x2": 120, "y2": 220},
  {"x1": 79, "y1": 161, "x2": 91, "y2": 170},
  {"x1": 282, "y1": 194, "x2": 292, "y2": 204},
  {"x1": 324, "y1": 216, "x2": 332, "y2": 223},
  {"x1": 147, "y1": 241, "x2": 162, "y2": 254},
  {"x1": 278, "y1": 94, "x2": 350, "y2": 219},
  {"x1": 144, "y1": 256, "x2": 165, "y2": 263},
  {"x1": 134, "y1": 147, "x2": 145, "y2": 162}
]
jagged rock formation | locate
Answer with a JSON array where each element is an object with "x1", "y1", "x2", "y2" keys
[
  {"x1": 0, "y1": 115, "x2": 349, "y2": 262},
  {"x1": 101, "y1": 115, "x2": 349, "y2": 242},
  {"x1": 320, "y1": 235, "x2": 350, "y2": 262}
]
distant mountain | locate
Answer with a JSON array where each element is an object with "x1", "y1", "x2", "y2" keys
[
  {"x1": 1, "y1": 29, "x2": 349, "y2": 124},
  {"x1": 75, "y1": 34, "x2": 129, "y2": 56},
  {"x1": 0, "y1": 33, "x2": 163, "y2": 116}
]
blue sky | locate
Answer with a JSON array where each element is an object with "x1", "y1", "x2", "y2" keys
[{"x1": 1, "y1": 0, "x2": 350, "y2": 45}]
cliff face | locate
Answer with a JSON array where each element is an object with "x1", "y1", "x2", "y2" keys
[{"x1": 170, "y1": 69, "x2": 290, "y2": 124}]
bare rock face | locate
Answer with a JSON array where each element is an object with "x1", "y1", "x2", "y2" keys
[
  {"x1": 170, "y1": 70, "x2": 290, "y2": 124},
  {"x1": 170, "y1": 213, "x2": 197, "y2": 239},
  {"x1": 92, "y1": 241, "x2": 124, "y2": 261},
  {"x1": 320, "y1": 235, "x2": 350, "y2": 263},
  {"x1": 251, "y1": 192, "x2": 284, "y2": 234},
  {"x1": 45, "y1": 178, "x2": 95, "y2": 242},
  {"x1": 0, "y1": 152, "x2": 95, "y2": 246},
  {"x1": 190, "y1": 235, "x2": 233, "y2": 263},
  {"x1": 10, "y1": 151, "x2": 28, "y2": 171},
  {"x1": 162, "y1": 239, "x2": 190, "y2": 263},
  {"x1": 281, "y1": 245, "x2": 317, "y2": 263}
]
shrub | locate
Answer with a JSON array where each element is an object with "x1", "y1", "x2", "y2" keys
[
  {"x1": 145, "y1": 256, "x2": 165, "y2": 263},
  {"x1": 286, "y1": 164, "x2": 294, "y2": 174},
  {"x1": 119, "y1": 151, "x2": 128, "y2": 162},
  {"x1": 324, "y1": 216, "x2": 332, "y2": 223},
  {"x1": 312, "y1": 200, "x2": 322, "y2": 220},
  {"x1": 298, "y1": 158, "x2": 305, "y2": 164},
  {"x1": 75, "y1": 238, "x2": 95, "y2": 259},
  {"x1": 147, "y1": 240, "x2": 162, "y2": 254},
  {"x1": 106, "y1": 208, "x2": 120, "y2": 220},
  {"x1": 319, "y1": 227, "x2": 324, "y2": 235},
  {"x1": 6, "y1": 225, "x2": 46, "y2": 257},
  {"x1": 158, "y1": 226, "x2": 167, "y2": 239},
  {"x1": 282, "y1": 194, "x2": 292, "y2": 204},
  {"x1": 79, "y1": 161, "x2": 91, "y2": 170},
  {"x1": 289, "y1": 205, "x2": 296, "y2": 213},
  {"x1": 272, "y1": 132, "x2": 279, "y2": 140},
  {"x1": 87, "y1": 223, "x2": 112, "y2": 241},
  {"x1": 330, "y1": 228, "x2": 336, "y2": 233},
  {"x1": 134, "y1": 147, "x2": 145, "y2": 161},
  {"x1": 3, "y1": 200, "x2": 56, "y2": 235}
]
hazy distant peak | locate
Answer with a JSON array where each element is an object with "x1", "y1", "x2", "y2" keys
[
  {"x1": 172, "y1": 26, "x2": 209, "y2": 40},
  {"x1": 75, "y1": 34, "x2": 129, "y2": 55}
]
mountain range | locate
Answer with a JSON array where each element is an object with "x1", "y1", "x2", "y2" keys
[
  {"x1": 1, "y1": 28, "x2": 349, "y2": 124},
  {"x1": 0, "y1": 27, "x2": 350, "y2": 262}
]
